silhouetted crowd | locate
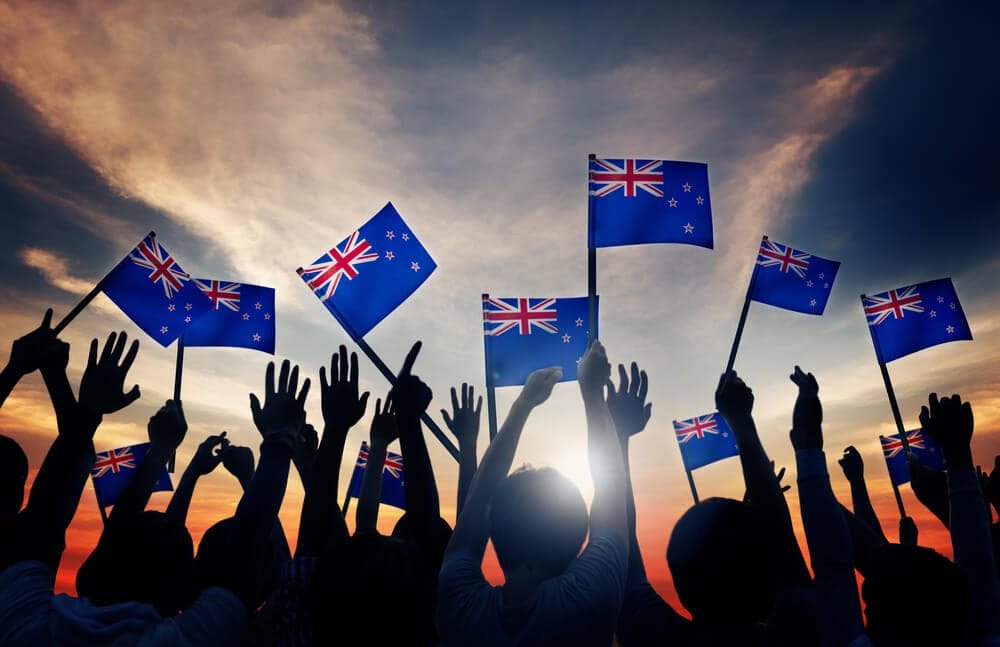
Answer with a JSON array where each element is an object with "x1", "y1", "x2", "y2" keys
[{"x1": 0, "y1": 311, "x2": 998, "y2": 645}]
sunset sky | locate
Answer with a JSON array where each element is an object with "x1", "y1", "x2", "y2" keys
[{"x1": 1, "y1": 0, "x2": 998, "y2": 607}]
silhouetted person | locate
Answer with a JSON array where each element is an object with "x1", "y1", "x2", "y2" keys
[
  {"x1": 862, "y1": 543, "x2": 969, "y2": 646},
  {"x1": 437, "y1": 340, "x2": 629, "y2": 646}
]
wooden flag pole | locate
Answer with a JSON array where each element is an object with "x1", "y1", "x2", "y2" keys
[
  {"x1": 168, "y1": 335, "x2": 185, "y2": 473},
  {"x1": 482, "y1": 294, "x2": 499, "y2": 442},
  {"x1": 295, "y1": 268, "x2": 459, "y2": 462},
  {"x1": 880, "y1": 435, "x2": 909, "y2": 518},
  {"x1": 685, "y1": 467, "x2": 700, "y2": 505},
  {"x1": 587, "y1": 154, "x2": 598, "y2": 345},
  {"x1": 725, "y1": 237, "x2": 765, "y2": 373},
  {"x1": 53, "y1": 231, "x2": 156, "y2": 335},
  {"x1": 341, "y1": 488, "x2": 352, "y2": 519},
  {"x1": 351, "y1": 336, "x2": 460, "y2": 462},
  {"x1": 861, "y1": 295, "x2": 912, "y2": 453}
]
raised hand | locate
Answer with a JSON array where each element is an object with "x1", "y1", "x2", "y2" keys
[
  {"x1": 148, "y1": 400, "x2": 188, "y2": 451},
  {"x1": 838, "y1": 446, "x2": 865, "y2": 483},
  {"x1": 6, "y1": 309, "x2": 62, "y2": 377},
  {"x1": 578, "y1": 340, "x2": 609, "y2": 397},
  {"x1": 223, "y1": 444, "x2": 255, "y2": 489},
  {"x1": 371, "y1": 396, "x2": 399, "y2": 447},
  {"x1": 320, "y1": 345, "x2": 369, "y2": 432},
  {"x1": 715, "y1": 370, "x2": 754, "y2": 423},
  {"x1": 442, "y1": 384, "x2": 482, "y2": 448},
  {"x1": 78, "y1": 331, "x2": 140, "y2": 416},
  {"x1": 519, "y1": 366, "x2": 563, "y2": 408},
  {"x1": 790, "y1": 365, "x2": 822, "y2": 431},
  {"x1": 789, "y1": 366, "x2": 823, "y2": 452},
  {"x1": 189, "y1": 432, "x2": 229, "y2": 476},
  {"x1": 391, "y1": 341, "x2": 433, "y2": 420},
  {"x1": 250, "y1": 359, "x2": 311, "y2": 444},
  {"x1": 919, "y1": 393, "x2": 974, "y2": 467},
  {"x1": 606, "y1": 362, "x2": 651, "y2": 440}
]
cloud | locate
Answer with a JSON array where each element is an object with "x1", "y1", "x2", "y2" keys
[{"x1": 18, "y1": 247, "x2": 95, "y2": 296}]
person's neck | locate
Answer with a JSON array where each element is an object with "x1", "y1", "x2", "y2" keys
[{"x1": 501, "y1": 566, "x2": 550, "y2": 605}]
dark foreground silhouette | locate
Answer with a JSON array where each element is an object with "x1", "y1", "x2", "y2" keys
[{"x1": 0, "y1": 311, "x2": 998, "y2": 645}]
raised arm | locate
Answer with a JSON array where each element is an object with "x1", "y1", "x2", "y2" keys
[
  {"x1": 837, "y1": 446, "x2": 888, "y2": 543},
  {"x1": 296, "y1": 346, "x2": 366, "y2": 557},
  {"x1": 13, "y1": 332, "x2": 140, "y2": 570},
  {"x1": 356, "y1": 397, "x2": 397, "y2": 533},
  {"x1": 228, "y1": 359, "x2": 309, "y2": 607},
  {"x1": 165, "y1": 432, "x2": 229, "y2": 526},
  {"x1": 789, "y1": 366, "x2": 864, "y2": 646},
  {"x1": 441, "y1": 383, "x2": 482, "y2": 517},
  {"x1": 0, "y1": 310, "x2": 59, "y2": 408},
  {"x1": 716, "y1": 371, "x2": 810, "y2": 588},
  {"x1": 580, "y1": 341, "x2": 628, "y2": 542},
  {"x1": 109, "y1": 399, "x2": 186, "y2": 521},
  {"x1": 920, "y1": 393, "x2": 1000, "y2": 638},
  {"x1": 391, "y1": 342, "x2": 441, "y2": 535},
  {"x1": 445, "y1": 366, "x2": 561, "y2": 560}
]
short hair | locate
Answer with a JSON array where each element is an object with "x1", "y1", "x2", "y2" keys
[
  {"x1": 488, "y1": 466, "x2": 588, "y2": 576},
  {"x1": 77, "y1": 511, "x2": 194, "y2": 617},
  {"x1": 0, "y1": 435, "x2": 28, "y2": 519},
  {"x1": 667, "y1": 498, "x2": 779, "y2": 627},
  {"x1": 862, "y1": 543, "x2": 968, "y2": 645}
]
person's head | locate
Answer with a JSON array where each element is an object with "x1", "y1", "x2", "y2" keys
[
  {"x1": 193, "y1": 516, "x2": 288, "y2": 607},
  {"x1": 489, "y1": 466, "x2": 588, "y2": 578},
  {"x1": 77, "y1": 511, "x2": 193, "y2": 617},
  {"x1": 0, "y1": 434, "x2": 28, "y2": 522},
  {"x1": 862, "y1": 544, "x2": 968, "y2": 646},
  {"x1": 667, "y1": 498, "x2": 779, "y2": 628}
]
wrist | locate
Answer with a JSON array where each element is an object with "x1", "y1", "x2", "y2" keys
[{"x1": 944, "y1": 447, "x2": 973, "y2": 469}]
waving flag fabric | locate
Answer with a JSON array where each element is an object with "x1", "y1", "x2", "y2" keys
[
  {"x1": 183, "y1": 280, "x2": 276, "y2": 354},
  {"x1": 863, "y1": 277, "x2": 971, "y2": 363},
  {"x1": 749, "y1": 236, "x2": 840, "y2": 314},
  {"x1": 345, "y1": 441, "x2": 406, "y2": 510},
  {"x1": 298, "y1": 203, "x2": 436, "y2": 338},
  {"x1": 483, "y1": 295, "x2": 594, "y2": 387},
  {"x1": 672, "y1": 413, "x2": 739, "y2": 471},
  {"x1": 101, "y1": 233, "x2": 213, "y2": 346},
  {"x1": 588, "y1": 157, "x2": 713, "y2": 249},
  {"x1": 91, "y1": 442, "x2": 172, "y2": 509},
  {"x1": 881, "y1": 429, "x2": 946, "y2": 486}
]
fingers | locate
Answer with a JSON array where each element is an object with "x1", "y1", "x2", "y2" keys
[
  {"x1": 121, "y1": 339, "x2": 140, "y2": 373},
  {"x1": 264, "y1": 362, "x2": 275, "y2": 399},
  {"x1": 100, "y1": 332, "x2": 116, "y2": 363},
  {"x1": 250, "y1": 393, "x2": 262, "y2": 419},
  {"x1": 357, "y1": 391, "x2": 369, "y2": 414},
  {"x1": 643, "y1": 402, "x2": 652, "y2": 419},
  {"x1": 638, "y1": 370, "x2": 648, "y2": 403},
  {"x1": 111, "y1": 330, "x2": 128, "y2": 363},
  {"x1": 87, "y1": 338, "x2": 99, "y2": 369},
  {"x1": 441, "y1": 409, "x2": 453, "y2": 428},
  {"x1": 288, "y1": 364, "x2": 300, "y2": 396},
  {"x1": 617, "y1": 364, "x2": 628, "y2": 395},
  {"x1": 384, "y1": 393, "x2": 392, "y2": 413},
  {"x1": 461, "y1": 383, "x2": 469, "y2": 409},
  {"x1": 339, "y1": 345, "x2": 349, "y2": 383},
  {"x1": 375, "y1": 398, "x2": 383, "y2": 416},
  {"x1": 919, "y1": 405, "x2": 930, "y2": 428},
  {"x1": 122, "y1": 385, "x2": 141, "y2": 408},
  {"x1": 475, "y1": 395, "x2": 483, "y2": 417},
  {"x1": 450, "y1": 386, "x2": 459, "y2": 413},
  {"x1": 349, "y1": 350, "x2": 359, "y2": 386},
  {"x1": 629, "y1": 362, "x2": 640, "y2": 397},
  {"x1": 297, "y1": 377, "x2": 311, "y2": 407},
  {"x1": 278, "y1": 359, "x2": 290, "y2": 394},
  {"x1": 319, "y1": 365, "x2": 328, "y2": 391},
  {"x1": 399, "y1": 341, "x2": 422, "y2": 377},
  {"x1": 41, "y1": 308, "x2": 53, "y2": 330}
]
